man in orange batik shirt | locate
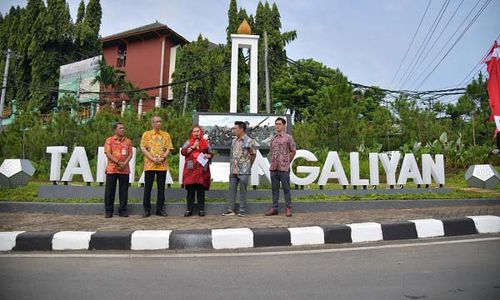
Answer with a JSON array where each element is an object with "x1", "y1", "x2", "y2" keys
[{"x1": 104, "y1": 122, "x2": 133, "y2": 218}]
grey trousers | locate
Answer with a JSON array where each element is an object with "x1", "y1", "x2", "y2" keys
[
  {"x1": 271, "y1": 171, "x2": 292, "y2": 209},
  {"x1": 228, "y1": 173, "x2": 250, "y2": 212}
]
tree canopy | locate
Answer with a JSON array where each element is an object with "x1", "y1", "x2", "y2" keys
[{"x1": 0, "y1": 0, "x2": 102, "y2": 110}]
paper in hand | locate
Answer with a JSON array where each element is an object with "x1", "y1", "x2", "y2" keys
[{"x1": 197, "y1": 154, "x2": 208, "y2": 167}]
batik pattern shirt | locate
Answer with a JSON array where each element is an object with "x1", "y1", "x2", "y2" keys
[
  {"x1": 270, "y1": 133, "x2": 296, "y2": 172},
  {"x1": 140, "y1": 130, "x2": 174, "y2": 171},
  {"x1": 104, "y1": 136, "x2": 133, "y2": 174},
  {"x1": 229, "y1": 134, "x2": 256, "y2": 175}
]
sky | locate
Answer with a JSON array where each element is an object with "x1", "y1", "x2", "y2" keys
[{"x1": 1, "y1": 0, "x2": 499, "y2": 95}]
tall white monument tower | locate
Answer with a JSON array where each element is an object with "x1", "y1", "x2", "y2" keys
[{"x1": 230, "y1": 20, "x2": 259, "y2": 113}]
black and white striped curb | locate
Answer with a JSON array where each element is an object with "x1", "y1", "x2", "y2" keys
[{"x1": 1, "y1": 215, "x2": 499, "y2": 251}]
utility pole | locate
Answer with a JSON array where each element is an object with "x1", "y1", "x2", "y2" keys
[
  {"x1": 0, "y1": 49, "x2": 11, "y2": 132},
  {"x1": 472, "y1": 113, "x2": 476, "y2": 146},
  {"x1": 264, "y1": 32, "x2": 271, "y2": 114},
  {"x1": 182, "y1": 82, "x2": 189, "y2": 115}
]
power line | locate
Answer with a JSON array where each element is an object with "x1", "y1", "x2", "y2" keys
[
  {"x1": 389, "y1": 0, "x2": 432, "y2": 89},
  {"x1": 395, "y1": 0, "x2": 451, "y2": 89},
  {"x1": 415, "y1": 0, "x2": 493, "y2": 89},
  {"x1": 457, "y1": 33, "x2": 500, "y2": 87},
  {"x1": 411, "y1": 0, "x2": 484, "y2": 89},
  {"x1": 280, "y1": 54, "x2": 466, "y2": 99},
  {"x1": 408, "y1": 0, "x2": 466, "y2": 89}
]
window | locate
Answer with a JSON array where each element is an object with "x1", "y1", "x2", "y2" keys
[{"x1": 117, "y1": 45, "x2": 127, "y2": 67}]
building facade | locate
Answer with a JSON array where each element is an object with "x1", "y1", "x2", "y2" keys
[{"x1": 101, "y1": 22, "x2": 189, "y2": 111}]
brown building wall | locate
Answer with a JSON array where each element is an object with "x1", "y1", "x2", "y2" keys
[{"x1": 101, "y1": 25, "x2": 187, "y2": 111}]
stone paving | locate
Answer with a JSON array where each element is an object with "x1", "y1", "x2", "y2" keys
[{"x1": 1, "y1": 205, "x2": 499, "y2": 231}]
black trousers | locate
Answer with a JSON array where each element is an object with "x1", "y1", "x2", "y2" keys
[
  {"x1": 104, "y1": 173, "x2": 129, "y2": 213},
  {"x1": 143, "y1": 170, "x2": 166, "y2": 212},
  {"x1": 271, "y1": 171, "x2": 292, "y2": 209},
  {"x1": 186, "y1": 184, "x2": 205, "y2": 212}
]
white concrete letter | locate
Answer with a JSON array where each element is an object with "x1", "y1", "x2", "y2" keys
[
  {"x1": 96, "y1": 147, "x2": 107, "y2": 183},
  {"x1": 61, "y1": 146, "x2": 94, "y2": 182},
  {"x1": 317, "y1": 151, "x2": 349, "y2": 185},
  {"x1": 129, "y1": 147, "x2": 137, "y2": 183},
  {"x1": 46, "y1": 146, "x2": 67, "y2": 181},
  {"x1": 290, "y1": 150, "x2": 320, "y2": 185},
  {"x1": 350, "y1": 152, "x2": 369, "y2": 186},
  {"x1": 250, "y1": 150, "x2": 271, "y2": 185},
  {"x1": 369, "y1": 153, "x2": 379, "y2": 186},
  {"x1": 379, "y1": 151, "x2": 401, "y2": 185},
  {"x1": 422, "y1": 154, "x2": 445, "y2": 185},
  {"x1": 397, "y1": 153, "x2": 423, "y2": 185},
  {"x1": 178, "y1": 148, "x2": 185, "y2": 184}
]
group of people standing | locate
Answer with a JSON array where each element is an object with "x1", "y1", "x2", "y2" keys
[{"x1": 103, "y1": 116, "x2": 296, "y2": 218}]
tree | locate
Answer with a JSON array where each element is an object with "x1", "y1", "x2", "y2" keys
[
  {"x1": 92, "y1": 59, "x2": 126, "y2": 105},
  {"x1": 226, "y1": 0, "x2": 238, "y2": 44},
  {"x1": 171, "y1": 35, "x2": 228, "y2": 113},
  {"x1": 76, "y1": 0, "x2": 85, "y2": 23},
  {"x1": 253, "y1": 1, "x2": 296, "y2": 110},
  {"x1": 446, "y1": 73, "x2": 491, "y2": 146},
  {"x1": 309, "y1": 72, "x2": 359, "y2": 150},
  {"x1": 74, "y1": 0, "x2": 85, "y2": 58},
  {"x1": 0, "y1": 6, "x2": 24, "y2": 105},
  {"x1": 29, "y1": 0, "x2": 74, "y2": 110},
  {"x1": 85, "y1": 0, "x2": 101, "y2": 36},
  {"x1": 13, "y1": 0, "x2": 45, "y2": 104},
  {"x1": 78, "y1": 0, "x2": 101, "y2": 58},
  {"x1": 0, "y1": 0, "x2": 102, "y2": 111},
  {"x1": 273, "y1": 59, "x2": 337, "y2": 121}
]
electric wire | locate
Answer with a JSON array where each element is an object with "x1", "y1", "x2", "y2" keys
[
  {"x1": 389, "y1": 0, "x2": 432, "y2": 89},
  {"x1": 395, "y1": 0, "x2": 451, "y2": 89},
  {"x1": 415, "y1": 0, "x2": 493, "y2": 89}
]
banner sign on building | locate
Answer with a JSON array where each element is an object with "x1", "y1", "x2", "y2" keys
[{"x1": 58, "y1": 55, "x2": 101, "y2": 104}]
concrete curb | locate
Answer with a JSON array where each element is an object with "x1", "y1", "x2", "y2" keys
[{"x1": 1, "y1": 215, "x2": 499, "y2": 252}]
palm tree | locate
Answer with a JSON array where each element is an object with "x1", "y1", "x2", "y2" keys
[{"x1": 91, "y1": 60, "x2": 126, "y2": 106}]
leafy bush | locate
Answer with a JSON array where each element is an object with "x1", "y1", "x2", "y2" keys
[{"x1": 0, "y1": 106, "x2": 192, "y2": 180}]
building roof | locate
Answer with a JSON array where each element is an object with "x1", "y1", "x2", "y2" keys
[{"x1": 101, "y1": 21, "x2": 189, "y2": 46}]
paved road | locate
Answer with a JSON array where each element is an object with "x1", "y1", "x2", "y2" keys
[
  {"x1": 1, "y1": 237, "x2": 499, "y2": 300},
  {"x1": 1, "y1": 204, "x2": 499, "y2": 231}
]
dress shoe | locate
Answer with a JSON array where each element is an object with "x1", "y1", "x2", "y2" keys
[
  {"x1": 156, "y1": 209, "x2": 168, "y2": 217},
  {"x1": 184, "y1": 211, "x2": 193, "y2": 217},
  {"x1": 265, "y1": 208, "x2": 278, "y2": 216},
  {"x1": 285, "y1": 207, "x2": 292, "y2": 217},
  {"x1": 198, "y1": 210, "x2": 205, "y2": 217},
  {"x1": 222, "y1": 210, "x2": 236, "y2": 216},
  {"x1": 119, "y1": 212, "x2": 129, "y2": 217},
  {"x1": 105, "y1": 212, "x2": 113, "y2": 218},
  {"x1": 142, "y1": 211, "x2": 151, "y2": 218}
]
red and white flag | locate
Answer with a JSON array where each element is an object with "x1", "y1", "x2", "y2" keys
[{"x1": 484, "y1": 41, "x2": 500, "y2": 131}]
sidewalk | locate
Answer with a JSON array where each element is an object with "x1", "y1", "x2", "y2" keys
[{"x1": 1, "y1": 204, "x2": 499, "y2": 231}]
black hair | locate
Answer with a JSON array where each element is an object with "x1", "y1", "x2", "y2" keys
[
  {"x1": 112, "y1": 122, "x2": 123, "y2": 130},
  {"x1": 275, "y1": 117, "x2": 286, "y2": 125},
  {"x1": 234, "y1": 121, "x2": 246, "y2": 132}
]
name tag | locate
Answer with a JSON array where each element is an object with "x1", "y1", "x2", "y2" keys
[{"x1": 121, "y1": 149, "x2": 127, "y2": 156}]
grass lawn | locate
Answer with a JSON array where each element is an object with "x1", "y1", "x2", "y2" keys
[{"x1": 0, "y1": 167, "x2": 499, "y2": 203}]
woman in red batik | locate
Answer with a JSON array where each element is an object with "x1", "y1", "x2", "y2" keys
[{"x1": 181, "y1": 125, "x2": 213, "y2": 216}]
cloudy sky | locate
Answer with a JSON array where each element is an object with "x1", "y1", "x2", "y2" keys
[{"x1": 1, "y1": 0, "x2": 499, "y2": 94}]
